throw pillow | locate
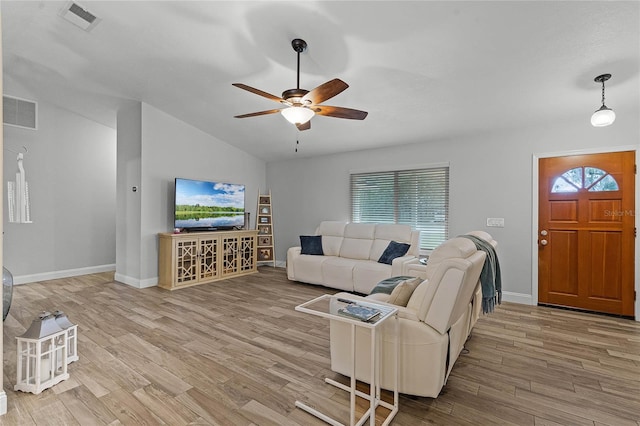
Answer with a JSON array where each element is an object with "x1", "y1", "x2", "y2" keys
[
  {"x1": 378, "y1": 241, "x2": 411, "y2": 265},
  {"x1": 386, "y1": 276, "x2": 422, "y2": 306},
  {"x1": 300, "y1": 235, "x2": 324, "y2": 255}
]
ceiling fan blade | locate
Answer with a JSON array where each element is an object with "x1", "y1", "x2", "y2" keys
[
  {"x1": 296, "y1": 121, "x2": 311, "y2": 131},
  {"x1": 302, "y1": 79, "x2": 349, "y2": 105},
  {"x1": 232, "y1": 83, "x2": 285, "y2": 104},
  {"x1": 234, "y1": 109, "x2": 282, "y2": 118},
  {"x1": 314, "y1": 105, "x2": 368, "y2": 120}
]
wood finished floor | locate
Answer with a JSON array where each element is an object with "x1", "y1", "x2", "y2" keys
[{"x1": 2, "y1": 267, "x2": 639, "y2": 425}]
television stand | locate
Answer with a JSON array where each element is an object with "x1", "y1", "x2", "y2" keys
[{"x1": 158, "y1": 229, "x2": 258, "y2": 290}]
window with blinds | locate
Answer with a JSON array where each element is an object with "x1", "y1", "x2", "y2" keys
[{"x1": 350, "y1": 166, "x2": 449, "y2": 250}]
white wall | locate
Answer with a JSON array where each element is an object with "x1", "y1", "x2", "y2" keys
[
  {"x1": 3, "y1": 81, "x2": 116, "y2": 282},
  {"x1": 267, "y1": 112, "x2": 640, "y2": 307},
  {"x1": 115, "y1": 103, "x2": 267, "y2": 286}
]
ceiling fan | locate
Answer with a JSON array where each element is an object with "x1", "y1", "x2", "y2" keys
[{"x1": 232, "y1": 38, "x2": 368, "y2": 131}]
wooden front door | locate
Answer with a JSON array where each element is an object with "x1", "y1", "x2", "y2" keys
[{"x1": 538, "y1": 151, "x2": 635, "y2": 317}]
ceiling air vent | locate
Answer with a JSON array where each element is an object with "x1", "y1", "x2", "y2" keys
[
  {"x1": 3, "y1": 96, "x2": 37, "y2": 130},
  {"x1": 59, "y1": 1, "x2": 101, "y2": 32}
]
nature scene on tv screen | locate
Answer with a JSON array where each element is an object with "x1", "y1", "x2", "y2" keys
[{"x1": 175, "y1": 179, "x2": 245, "y2": 228}]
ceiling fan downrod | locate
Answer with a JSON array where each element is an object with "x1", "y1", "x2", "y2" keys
[{"x1": 291, "y1": 38, "x2": 307, "y2": 90}]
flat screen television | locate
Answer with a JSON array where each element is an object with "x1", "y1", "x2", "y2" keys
[{"x1": 174, "y1": 178, "x2": 245, "y2": 232}]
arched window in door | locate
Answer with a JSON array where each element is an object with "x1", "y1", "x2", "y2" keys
[{"x1": 551, "y1": 166, "x2": 619, "y2": 193}]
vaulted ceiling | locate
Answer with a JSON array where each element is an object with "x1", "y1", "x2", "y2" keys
[{"x1": 3, "y1": 1, "x2": 639, "y2": 161}]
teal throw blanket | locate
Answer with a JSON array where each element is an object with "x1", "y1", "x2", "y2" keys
[
  {"x1": 370, "y1": 276, "x2": 415, "y2": 295},
  {"x1": 460, "y1": 235, "x2": 502, "y2": 314}
]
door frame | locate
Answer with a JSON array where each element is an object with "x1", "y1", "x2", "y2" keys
[{"x1": 532, "y1": 145, "x2": 640, "y2": 321}]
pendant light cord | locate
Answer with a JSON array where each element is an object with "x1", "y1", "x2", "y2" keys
[{"x1": 601, "y1": 79, "x2": 606, "y2": 106}]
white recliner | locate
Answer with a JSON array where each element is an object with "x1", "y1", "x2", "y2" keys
[{"x1": 329, "y1": 233, "x2": 495, "y2": 397}]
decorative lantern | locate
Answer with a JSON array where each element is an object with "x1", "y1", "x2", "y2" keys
[
  {"x1": 53, "y1": 310, "x2": 78, "y2": 363},
  {"x1": 15, "y1": 312, "x2": 69, "y2": 394}
]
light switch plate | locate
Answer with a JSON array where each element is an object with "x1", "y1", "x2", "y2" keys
[{"x1": 486, "y1": 217, "x2": 505, "y2": 227}]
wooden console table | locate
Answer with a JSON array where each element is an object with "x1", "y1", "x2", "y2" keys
[{"x1": 158, "y1": 230, "x2": 258, "y2": 290}]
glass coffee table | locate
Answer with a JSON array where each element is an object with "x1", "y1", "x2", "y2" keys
[{"x1": 295, "y1": 294, "x2": 399, "y2": 426}]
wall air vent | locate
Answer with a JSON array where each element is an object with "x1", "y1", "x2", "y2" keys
[
  {"x1": 3, "y1": 96, "x2": 37, "y2": 130},
  {"x1": 59, "y1": 1, "x2": 101, "y2": 32}
]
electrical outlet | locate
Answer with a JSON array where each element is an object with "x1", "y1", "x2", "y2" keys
[{"x1": 486, "y1": 217, "x2": 504, "y2": 227}]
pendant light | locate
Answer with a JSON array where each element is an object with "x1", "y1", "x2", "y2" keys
[{"x1": 591, "y1": 74, "x2": 615, "y2": 127}]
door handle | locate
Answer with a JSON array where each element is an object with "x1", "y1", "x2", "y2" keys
[{"x1": 540, "y1": 239, "x2": 548, "y2": 246}]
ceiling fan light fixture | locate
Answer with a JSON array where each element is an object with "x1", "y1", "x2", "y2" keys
[
  {"x1": 281, "y1": 106, "x2": 315, "y2": 124},
  {"x1": 591, "y1": 73, "x2": 615, "y2": 127}
]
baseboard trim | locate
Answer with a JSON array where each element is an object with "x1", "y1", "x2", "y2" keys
[
  {"x1": 502, "y1": 291, "x2": 533, "y2": 305},
  {"x1": 13, "y1": 264, "x2": 116, "y2": 285},
  {"x1": 0, "y1": 391, "x2": 7, "y2": 415},
  {"x1": 114, "y1": 273, "x2": 157, "y2": 289}
]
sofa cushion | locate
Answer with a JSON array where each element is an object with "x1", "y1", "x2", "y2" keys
[
  {"x1": 321, "y1": 257, "x2": 356, "y2": 292},
  {"x1": 340, "y1": 238, "x2": 373, "y2": 260},
  {"x1": 378, "y1": 241, "x2": 411, "y2": 265},
  {"x1": 290, "y1": 253, "x2": 328, "y2": 285},
  {"x1": 344, "y1": 223, "x2": 377, "y2": 239},
  {"x1": 369, "y1": 239, "x2": 391, "y2": 261},
  {"x1": 300, "y1": 235, "x2": 324, "y2": 255},
  {"x1": 353, "y1": 261, "x2": 394, "y2": 294},
  {"x1": 370, "y1": 224, "x2": 414, "y2": 260},
  {"x1": 340, "y1": 223, "x2": 375, "y2": 260},
  {"x1": 340, "y1": 223, "x2": 376, "y2": 260},
  {"x1": 317, "y1": 221, "x2": 347, "y2": 256},
  {"x1": 387, "y1": 277, "x2": 422, "y2": 306}
]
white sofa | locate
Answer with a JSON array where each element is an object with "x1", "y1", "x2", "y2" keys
[
  {"x1": 329, "y1": 232, "x2": 497, "y2": 397},
  {"x1": 287, "y1": 221, "x2": 420, "y2": 294}
]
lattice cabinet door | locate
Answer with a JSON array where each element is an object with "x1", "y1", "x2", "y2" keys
[
  {"x1": 240, "y1": 234, "x2": 256, "y2": 272},
  {"x1": 198, "y1": 236, "x2": 219, "y2": 281},
  {"x1": 222, "y1": 236, "x2": 239, "y2": 275},
  {"x1": 175, "y1": 239, "x2": 199, "y2": 285}
]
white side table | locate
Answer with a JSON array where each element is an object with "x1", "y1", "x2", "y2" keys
[{"x1": 295, "y1": 295, "x2": 399, "y2": 426}]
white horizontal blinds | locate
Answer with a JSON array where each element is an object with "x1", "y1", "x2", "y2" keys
[
  {"x1": 351, "y1": 171, "x2": 397, "y2": 224},
  {"x1": 398, "y1": 168, "x2": 449, "y2": 249},
  {"x1": 350, "y1": 167, "x2": 449, "y2": 250}
]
